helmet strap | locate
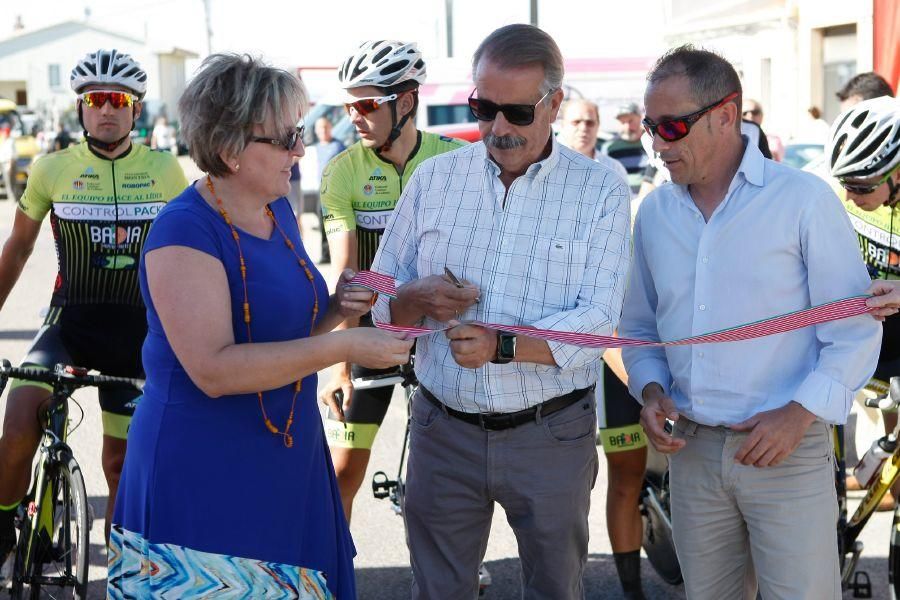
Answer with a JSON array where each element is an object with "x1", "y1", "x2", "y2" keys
[
  {"x1": 377, "y1": 90, "x2": 418, "y2": 153},
  {"x1": 887, "y1": 175, "x2": 900, "y2": 208}
]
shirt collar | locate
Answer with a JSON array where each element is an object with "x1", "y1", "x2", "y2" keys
[
  {"x1": 482, "y1": 134, "x2": 560, "y2": 183},
  {"x1": 736, "y1": 134, "x2": 765, "y2": 188}
]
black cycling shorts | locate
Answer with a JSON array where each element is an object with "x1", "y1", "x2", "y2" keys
[
  {"x1": 12, "y1": 304, "x2": 145, "y2": 439},
  {"x1": 596, "y1": 363, "x2": 647, "y2": 454},
  {"x1": 324, "y1": 314, "x2": 412, "y2": 450}
]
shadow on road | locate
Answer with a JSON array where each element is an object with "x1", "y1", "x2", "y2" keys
[{"x1": 356, "y1": 554, "x2": 685, "y2": 599}]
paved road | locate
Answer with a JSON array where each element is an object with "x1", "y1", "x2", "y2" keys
[{"x1": 0, "y1": 155, "x2": 893, "y2": 598}]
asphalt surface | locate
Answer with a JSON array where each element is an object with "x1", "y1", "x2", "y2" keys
[{"x1": 0, "y1": 155, "x2": 893, "y2": 599}]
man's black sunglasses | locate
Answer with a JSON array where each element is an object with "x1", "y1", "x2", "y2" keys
[
  {"x1": 251, "y1": 125, "x2": 305, "y2": 150},
  {"x1": 642, "y1": 92, "x2": 739, "y2": 142},
  {"x1": 468, "y1": 88, "x2": 554, "y2": 126}
]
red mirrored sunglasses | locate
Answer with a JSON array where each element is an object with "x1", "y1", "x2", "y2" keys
[{"x1": 642, "y1": 92, "x2": 739, "y2": 142}]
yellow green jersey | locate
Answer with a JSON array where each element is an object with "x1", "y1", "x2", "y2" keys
[
  {"x1": 18, "y1": 142, "x2": 188, "y2": 308},
  {"x1": 320, "y1": 131, "x2": 466, "y2": 270}
]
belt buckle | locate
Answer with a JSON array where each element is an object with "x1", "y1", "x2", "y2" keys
[{"x1": 480, "y1": 413, "x2": 513, "y2": 431}]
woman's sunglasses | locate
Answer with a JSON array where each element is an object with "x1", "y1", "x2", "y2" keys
[
  {"x1": 840, "y1": 162, "x2": 900, "y2": 195},
  {"x1": 468, "y1": 88, "x2": 554, "y2": 127},
  {"x1": 251, "y1": 125, "x2": 305, "y2": 150},
  {"x1": 344, "y1": 94, "x2": 398, "y2": 117},
  {"x1": 79, "y1": 90, "x2": 137, "y2": 110},
  {"x1": 642, "y1": 91, "x2": 739, "y2": 142}
]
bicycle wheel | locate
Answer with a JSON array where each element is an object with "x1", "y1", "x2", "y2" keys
[
  {"x1": 890, "y1": 504, "x2": 900, "y2": 599},
  {"x1": 13, "y1": 452, "x2": 90, "y2": 600},
  {"x1": 49, "y1": 452, "x2": 90, "y2": 599},
  {"x1": 641, "y1": 481, "x2": 683, "y2": 585}
]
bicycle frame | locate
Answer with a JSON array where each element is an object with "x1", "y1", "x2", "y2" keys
[
  {"x1": 835, "y1": 384, "x2": 900, "y2": 597},
  {"x1": 14, "y1": 382, "x2": 80, "y2": 588}
]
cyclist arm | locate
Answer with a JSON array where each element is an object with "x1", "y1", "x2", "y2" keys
[
  {"x1": 144, "y1": 245, "x2": 409, "y2": 398},
  {"x1": 317, "y1": 160, "x2": 360, "y2": 413},
  {"x1": 603, "y1": 348, "x2": 628, "y2": 385},
  {"x1": 0, "y1": 210, "x2": 42, "y2": 310}
]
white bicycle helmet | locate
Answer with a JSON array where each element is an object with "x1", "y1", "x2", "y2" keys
[
  {"x1": 828, "y1": 95, "x2": 900, "y2": 179},
  {"x1": 339, "y1": 40, "x2": 426, "y2": 90},
  {"x1": 70, "y1": 49, "x2": 148, "y2": 99}
]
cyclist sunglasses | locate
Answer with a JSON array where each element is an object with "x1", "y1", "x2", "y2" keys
[
  {"x1": 79, "y1": 90, "x2": 137, "y2": 109},
  {"x1": 344, "y1": 94, "x2": 398, "y2": 117},
  {"x1": 839, "y1": 162, "x2": 900, "y2": 195},
  {"x1": 642, "y1": 91, "x2": 739, "y2": 142},
  {"x1": 468, "y1": 88, "x2": 554, "y2": 126},
  {"x1": 251, "y1": 125, "x2": 305, "y2": 150}
]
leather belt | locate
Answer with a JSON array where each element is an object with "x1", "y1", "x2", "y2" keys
[{"x1": 419, "y1": 385, "x2": 592, "y2": 431}]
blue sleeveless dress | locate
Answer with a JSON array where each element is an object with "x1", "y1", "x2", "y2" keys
[{"x1": 108, "y1": 185, "x2": 355, "y2": 599}]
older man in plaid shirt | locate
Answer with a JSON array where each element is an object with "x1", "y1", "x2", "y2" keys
[{"x1": 370, "y1": 24, "x2": 630, "y2": 600}]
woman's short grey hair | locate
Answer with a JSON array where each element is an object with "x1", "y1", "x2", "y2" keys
[
  {"x1": 472, "y1": 24, "x2": 564, "y2": 98},
  {"x1": 179, "y1": 53, "x2": 308, "y2": 177},
  {"x1": 647, "y1": 44, "x2": 742, "y2": 123}
]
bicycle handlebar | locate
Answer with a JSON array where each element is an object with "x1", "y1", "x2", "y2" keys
[{"x1": 0, "y1": 359, "x2": 144, "y2": 396}]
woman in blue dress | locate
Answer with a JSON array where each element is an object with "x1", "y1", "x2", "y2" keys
[{"x1": 108, "y1": 53, "x2": 413, "y2": 599}]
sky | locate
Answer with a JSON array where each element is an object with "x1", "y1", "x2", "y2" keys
[{"x1": 1, "y1": 0, "x2": 667, "y2": 69}]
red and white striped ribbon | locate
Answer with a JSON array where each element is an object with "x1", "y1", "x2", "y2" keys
[{"x1": 350, "y1": 271, "x2": 874, "y2": 348}]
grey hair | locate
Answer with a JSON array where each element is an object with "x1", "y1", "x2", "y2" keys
[
  {"x1": 179, "y1": 53, "x2": 308, "y2": 177},
  {"x1": 647, "y1": 44, "x2": 742, "y2": 128},
  {"x1": 472, "y1": 24, "x2": 564, "y2": 99}
]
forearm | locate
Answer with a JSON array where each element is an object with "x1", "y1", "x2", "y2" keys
[
  {"x1": 0, "y1": 239, "x2": 34, "y2": 310},
  {"x1": 603, "y1": 347, "x2": 628, "y2": 385},
  {"x1": 513, "y1": 335, "x2": 557, "y2": 366},
  {"x1": 312, "y1": 296, "x2": 362, "y2": 335},
  {"x1": 191, "y1": 331, "x2": 351, "y2": 397}
]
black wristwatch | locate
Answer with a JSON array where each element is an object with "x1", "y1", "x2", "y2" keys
[{"x1": 491, "y1": 333, "x2": 517, "y2": 364}]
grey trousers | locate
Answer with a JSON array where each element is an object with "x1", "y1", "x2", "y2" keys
[
  {"x1": 403, "y1": 389, "x2": 600, "y2": 600},
  {"x1": 670, "y1": 417, "x2": 840, "y2": 600}
]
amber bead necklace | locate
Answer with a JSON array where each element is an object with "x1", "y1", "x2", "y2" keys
[{"x1": 205, "y1": 175, "x2": 319, "y2": 448}]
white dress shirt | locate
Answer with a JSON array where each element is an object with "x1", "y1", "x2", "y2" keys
[
  {"x1": 593, "y1": 151, "x2": 630, "y2": 191},
  {"x1": 620, "y1": 138, "x2": 881, "y2": 426},
  {"x1": 371, "y1": 138, "x2": 631, "y2": 414}
]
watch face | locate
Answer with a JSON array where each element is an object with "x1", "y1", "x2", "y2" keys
[{"x1": 499, "y1": 334, "x2": 516, "y2": 359}]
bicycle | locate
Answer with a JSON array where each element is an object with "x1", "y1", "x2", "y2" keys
[
  {"x1": 365, "y1": 359, "x2": 492, "y2": 595},
  {"x1": 835, "y1": 376, "x2": 900, "y2": 599},
  {"x1": 0, "y1": 359, "x2": 142, "y2": 600}
]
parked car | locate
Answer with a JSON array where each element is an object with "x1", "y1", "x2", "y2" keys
[{"x1": 783, "y1": 142, "x2": 825, "y2": 170}]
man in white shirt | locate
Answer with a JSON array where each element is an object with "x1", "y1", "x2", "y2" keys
[
  {"x1": 371, "y1": 24, "x2": 630, "y2": 599},
  {"x1": 619, "y1": 45, "x2": 881, "y2": 599}
]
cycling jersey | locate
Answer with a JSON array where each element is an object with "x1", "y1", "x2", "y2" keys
[
  {"x1": 18, "y1": 142, "x2": 188, "y2": 308},
  {"x1": 320, "y1": 131, "x2": 466, "y2": 270},
  {"x1": 842, "y1": 197, "x2": 900, "y2": 366},
  {"x1": 321, "y1": 131, "x2": 464, "y2": 449},
  {"x1": 843, "y1": 200, "x2": 900, "y2": 280},
  {"x1": 13, "y1": 141, "x2": 187, "y2": 438}
]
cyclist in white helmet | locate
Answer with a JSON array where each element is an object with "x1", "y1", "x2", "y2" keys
[
  {"x1": 829, "y1": 96, "x2": 900, "y2": 321},
  {"x1": 318, "y1": 41, "x2": 467, "y2": 521},
  {"x1": 829, "y1": 96, "x2": 900, "y2": 500},
  {"x1": 0, "y1": 49, "x2": 186, "y2": 566}
]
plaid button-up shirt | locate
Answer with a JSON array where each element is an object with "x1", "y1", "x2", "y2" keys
[{"x1": 371, "y1": 138, "x2": 631, "y2": 414}]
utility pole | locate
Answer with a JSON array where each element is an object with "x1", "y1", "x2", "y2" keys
[
  {"x1": 529, "y1": 0, "x2": 538, "y2": 26},
  {"x1": 203, "y1": 0, "x2": 213, "y2": 55},
  {"x1": 445, "y1": 0, "x2": 453, "y2": 57}
]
